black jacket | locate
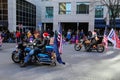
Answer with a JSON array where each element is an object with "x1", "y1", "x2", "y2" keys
[{"x1": 36, "y1": 37, "x2": 50, "y2": 51}]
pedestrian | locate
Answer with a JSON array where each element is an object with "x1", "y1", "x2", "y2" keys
[
  {"x1": 66, "y1": 29, "x2": 71, "y2": 42},
  {"x1": 79, "y1": 29, "x2": 84, "y2": 39},
  {"x1": 16, "y1": 30, "x2": 21, "y2": 43}
]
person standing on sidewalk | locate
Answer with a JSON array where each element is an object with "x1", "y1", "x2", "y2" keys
[{"x1": 16, "y1": 30, "x2": 21, "y2": 43}]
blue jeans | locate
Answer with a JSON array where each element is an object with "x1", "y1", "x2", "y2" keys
[
  {"x1": 24, "y1": 49, "x2": 34, "y2": 63},
  {"x1": 24, "y1": 48, "x2": 41, "y2": 63}
]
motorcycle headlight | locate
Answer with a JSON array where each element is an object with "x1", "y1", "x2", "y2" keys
[{"x1": 33, "y1": 43, "x2": 36, "y2": 45}]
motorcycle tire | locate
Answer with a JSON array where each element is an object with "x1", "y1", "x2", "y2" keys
[
  {"x1": 11, "y1": 51, "x2": 20, "y2": 63},
  {"x1": 97, "y1": 45, "x2": 104, "y2": 53},
  {"x1": 84, "y1": 44, "x2": 91, "y2": 52},
  {"x1": 74, "y1": 44, "x2": 81, "y2": 51}
]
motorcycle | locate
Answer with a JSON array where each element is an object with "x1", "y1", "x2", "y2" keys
[
  {"x1": 32, "y1": 45, "x2": 56, "y2": 66},
  {"x1": 74, "y1": 37, "x2": 104, "y2": 53},
  {"x1": 74, "y1": 39, "x2": 90, "y2": 51},
  {"x1": 11, "y1": 42, "x2": 56, "y2": 66},
  {"x1": 11, "y1": 42, "x2": 28, "y2": 63},
  {"x1": 85, "y1": 37, "x2": 105, "y2": 53}
]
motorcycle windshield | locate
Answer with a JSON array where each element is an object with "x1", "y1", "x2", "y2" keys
[{"x1": 38, "y1": 53, "x2": 49, "y2": 58}]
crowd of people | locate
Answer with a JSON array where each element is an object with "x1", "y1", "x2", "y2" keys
[
  {"x1": 0, "y1": 28, "x2": 102, "y2": 45},
  {"x1": 1, "y1": 28, "x2": 120, "y2": 48},
  {"x1": 0, "y1": 29, "x2": 54, "y2": 43},
  {"x1": 62, "y1": 29, "x2": 101, "y2": 44}
]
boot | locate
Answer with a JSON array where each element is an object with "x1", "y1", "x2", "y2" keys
[{"x1": 20, "y1": 62, "x2": 27, "y2": 67}]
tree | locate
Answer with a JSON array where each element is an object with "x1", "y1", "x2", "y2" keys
[{"x1": 100, "y1": 0, "x2": 120, "y2": 29}]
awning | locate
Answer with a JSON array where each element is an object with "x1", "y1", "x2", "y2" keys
[{"x1": 95, "y1": 19, "x2": 120, "y2": 28}]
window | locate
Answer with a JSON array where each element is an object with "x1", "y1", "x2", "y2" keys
[
  {"x1": 2, "y1": 0, "x2": 7, "y2": 3},
  {"x1": 0, "y1": 0, "x2": 8, "y2": 22},
  {"x1": 3, "y1": 10, "x2": 7, "y2": 14},
  {"x1": 0, "y1": 14, "x2": 3, "y2": 20},
  {"x1": 3, "y1": 14, "x2": 7, "y2": 20},
  {"x1": 45, "y1": 7, "x2": 53, "y2": 18},
  {"x1": 59, "y1": 2, "x2": 71, "y2": 14},
  {"x1": 109, "y1": 5, "x2": 120, "y2": 18},
  {"x1": 16, "y1": 0, "x2": 36, "y2": 26},
  {"x1": 76, "y1": 2, "x2": 89, "y2": 14},
  {"x1": 95, "y1": 5, "x2": 104, "y2": 18},
  {"x1": 3, "y1": 4, "x2": 7, "y2": 9}
]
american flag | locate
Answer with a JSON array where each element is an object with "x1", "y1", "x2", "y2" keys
[
  {"x1": 54, "y1": 30, "x2": 65, "y2": 64},
  {"x1": 57, "y1": 23, "x2": 63, "y2": 54},
  {"x1": 107, "y1": 28, "x2": 116, "y2": 48},
  {"x1": 103, "y1": 26, "x2": 108, "y2": 49},
  {"x1": 115, "y1": 34, "x2": 120, "y2": 49}
]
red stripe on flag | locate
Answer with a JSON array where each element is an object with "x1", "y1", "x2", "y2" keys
[{"x1": 57, "y1": 23, "x2": 63, "y2": 54}]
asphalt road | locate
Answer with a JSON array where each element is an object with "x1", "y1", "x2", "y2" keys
[{"x1": 0, "y1": 43, "x2": 120, "y2": 80}]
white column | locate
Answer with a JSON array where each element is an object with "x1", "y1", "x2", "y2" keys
[
  {"x1": 53, "y1": 22, "x2": 58, "y2": 32},
  {"x1": 44, "y1": 23, "x2": 46, "y2": 31},
  {"x1": 106, "y1": 9, "x2": 109, "y2": 26},
  {"x1": 89, "y1": 0, "x2": 95, "y2": 32},
  {"x1": 53, "y1": 1, "x2": 59, "y2": 32},
  {"x1": 8, "y1": 0, "x2": 16, "y2": 32}
]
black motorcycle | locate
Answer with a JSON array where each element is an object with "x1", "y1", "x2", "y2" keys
[
  {"x1": 85, "y1": 37, "x2": 105, "y2": 53},
  {"x1": 11, "y1": 42, "x2": 29, "y2": 63},
  {"x1": 74, "y1": 39, "x2": 90, "y2": 51},
  {"x1": 74, "y1": 37, "x2": 104, "y2": 53}
]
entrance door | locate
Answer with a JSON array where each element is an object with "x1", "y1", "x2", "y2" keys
[
  {"x1": 62, "y1": 22, "x2": 77, "y2": 32},
  {"x1": 79, "y1": 23, "x2": 88, "y2": 35}
]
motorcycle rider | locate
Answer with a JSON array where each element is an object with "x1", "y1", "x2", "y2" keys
[
  {"x1": 86, "y1": 30, "x2": 99, "y2": 51},
  {"x1": 20, "y1": 32, "x2": 50, "y2": 67}
]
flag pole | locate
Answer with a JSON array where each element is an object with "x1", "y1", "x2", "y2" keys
[{"x1": 103, "y1": 9, "x2": 109, "y2": 50}]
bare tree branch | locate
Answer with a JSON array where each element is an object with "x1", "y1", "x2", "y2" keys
[{"x1": 101, "y1": 0, "x2": 120, "y2": 29}]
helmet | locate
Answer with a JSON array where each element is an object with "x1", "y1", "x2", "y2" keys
[{"x1": 43, "y1": 32, "x2": 49, "y2": 37}]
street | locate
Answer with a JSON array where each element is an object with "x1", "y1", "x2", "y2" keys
[{"x1": 0, "y1": 43, "x2": 120, "y2": 80}]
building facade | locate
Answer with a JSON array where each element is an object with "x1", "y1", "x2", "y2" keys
[
  {"x1": 40, "y1": 0, "x2": 120, "y2": 34},
  {"x1": 40, "y1": 0, "x2": 96, "y2": 34},
  {"x1": 0, "y1": 0, "x2": 120, "y2": 33},
  {"x1": 0, "y1": 0, "x2": 41, "y2": 32},
  {"x1": 0, "y1": 0, "x2": 8, "y2": 31}
]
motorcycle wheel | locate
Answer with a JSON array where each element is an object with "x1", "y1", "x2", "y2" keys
[
  {"x1": 11, "y1": 51, "x2": 20, "y2": 63},
  {"x1": 84, "y1": 44, "x2": 91, "y2": 52},
  {"x1": 74, "y1": 43, "x2": 81, "y2": 51},
  {"x1": 97, "y1": 45, "x2": 104, "y2": 53}
]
